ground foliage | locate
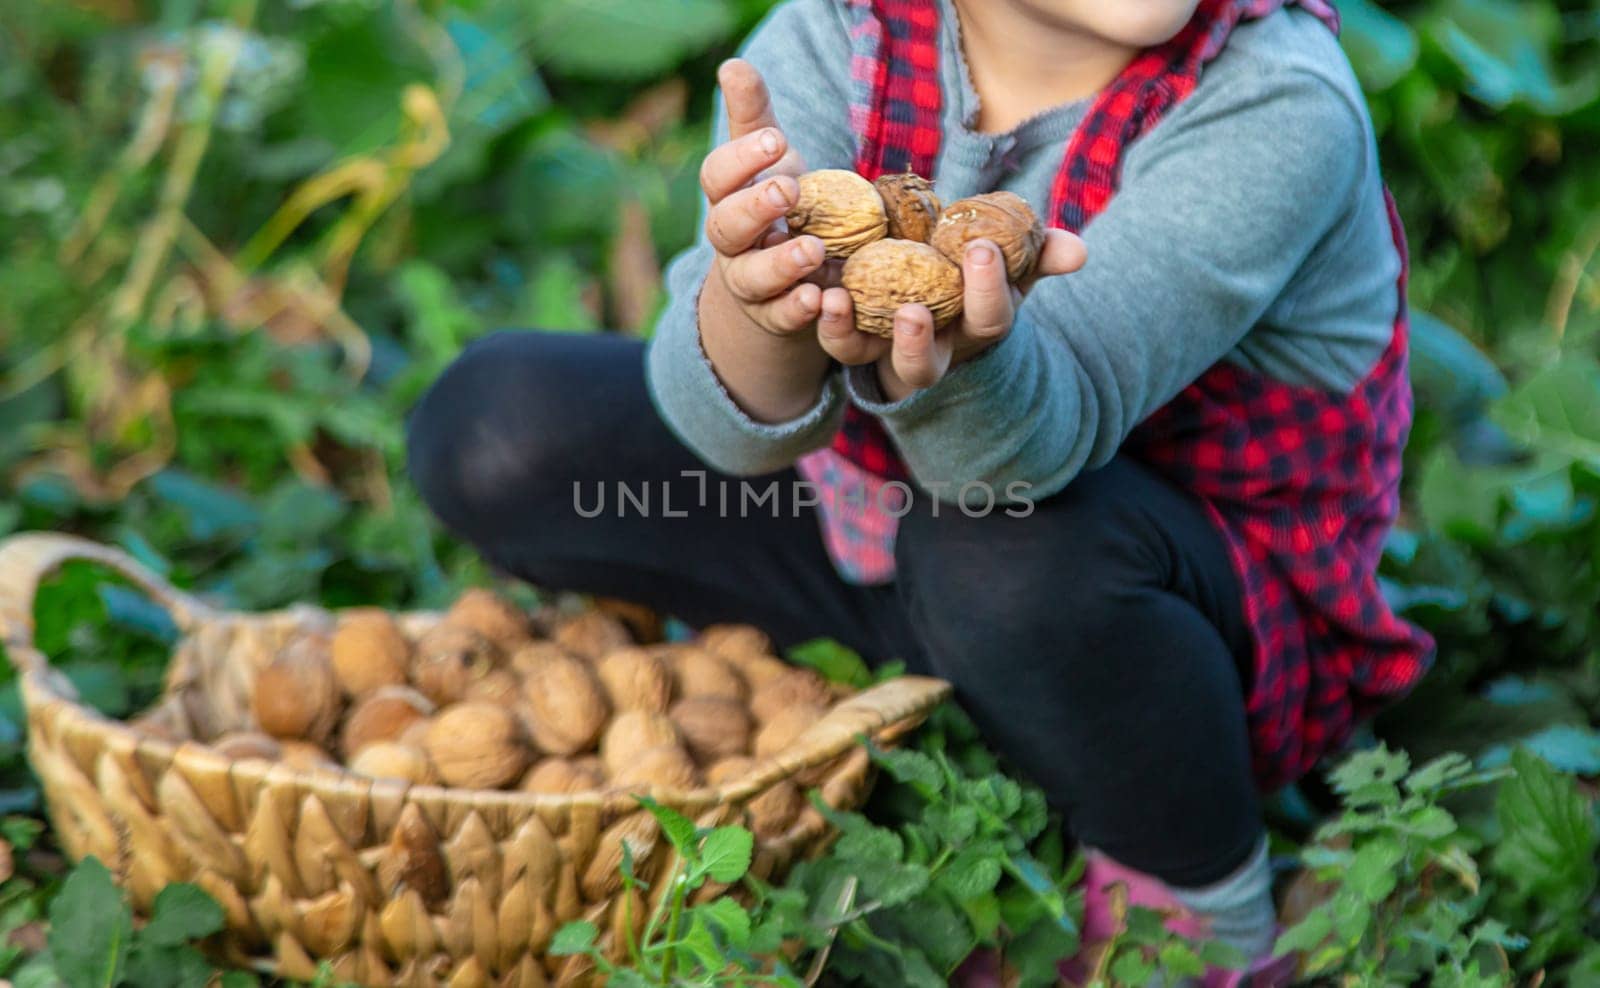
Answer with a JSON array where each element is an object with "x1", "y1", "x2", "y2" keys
[{"x1": 0, "y1": 0, "x2": 1598, "y2": 984}]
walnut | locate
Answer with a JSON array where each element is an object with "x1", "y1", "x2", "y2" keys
[
  {"x1": 279, "y1": 740, "x2": 338, "y2": 772},
  {"x1": 340, "y1": 686, "x2": 434, "y2": 760},
  {"x1": 445, "y1": 588, "x2": 531, "y2": 649},
  {"x1": 551, "y1": 610, "x2": 634, "y2": 660},
  {"x1": 211, "y1": 731, "x2": 282, "y2": 763},
  {"x1": 753, "y1": 703, "x2": 826, "y2": 759},
  {"x1": 410, "y1": 625, "x2": 498, "y2": 707},
  {"x1": 600, "y1": 710, "x2": 681, "y2": 777},
  {"x1": 520, "y1": 758, "x2": 605, "y2": 795},
  {"x1": 842, "y1": 239, "x2": 964, "y2": 338},
  {"x1": 749, "y1": 669, "x2": 836, "y2": 724},
  {"x1": 252, "y1": 636, "x2": 343, "y2": 745},
  {"x1": 874, "y1": 172, "x2": 942, "y2": 242},
  {"x1": 423, "y1": 702, "x2": 531, "y2": 789},
  {"x1": 349, "y1": 741, "x2": 438, "y2": 785},
  {"x1": 931, "y1": 191, "x2": 1046, "y2": 282},
  {"x1": 785, "y1": 169, "x2": 888, "y2": 259},
  {"x1": 669, "y1": 647, "x2": 747, "y2": 702},
  {"x1": 464, "y1": 668, "x2": 522, "y2": 707},
  {"x1": 330, "y1": 609, "x2": 410, "y2": 697},
  {"x1": 696, "y1": 625, "x2": 790, "y2": 688},
  {"x1": 595, "y1": 647, "x2": 673, "y2": 713},
  {"x1": 609, "y1": 744, "x2": 700, "y2": 793},
  {"x1": 516, "y1": 646, "x2": 610, "y2": 756},
  {"x1": 669, "y1": 697, "x2": 752, "y2": 764},
  {"x1": 593, "y1": 597, "x2": 664, "y2": 643}
]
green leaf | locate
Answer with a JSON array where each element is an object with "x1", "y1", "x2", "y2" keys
[
  {"x1": 142, "y1": 884, "x2": 224, "y2": 947},
  {"x1": 788, "y1": 638, "x2": 873, "y2": 687},
  {"x1": 699, "y1": 826, "x2": 754, "y2": 883},
  {"x1": 528, "y1": 0, "x2": 736, "y2": 79},
  {"x1": 1275, "y1": 906, "x2": 1334, "y2": 956},
  {"x1": 637, "y1": 797, "x2": 696, "y2": 855},
  {"x1": 680, "y1": 914, "x2": 724, "y2": 973},
  {"x1": 699, "y1": 897, "x2": 752, "y2": 947},
  {"x1": 1158, "y1": 942, "x2": 1206, "y2": 978},
  {"x1": 875, "y1": 748, "x2": 944, "y2": 792},
  {"x1": 145, "y1": 470, "x2": 260, "y2": 542},
  {"x1": 48, "y1": 857, "x2": 132, "y2": 988},
  {"x1": 548, "y1": 921, "x2": 598, "y2": 956},
  {"x1": 1347, "y1": 838, "x2": 1404, "y2": 903},
  {"x1": 1110, "y1": 950, "x2": 1156, "y2": 986},
  {"x1": 1491, "y1": 748, "x2": 1599, "y2": 903},
  {"x1": 936, "y1": 847, "x2": 1003, "y2": 902}
]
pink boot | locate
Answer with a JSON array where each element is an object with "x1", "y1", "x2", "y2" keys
[
  {"x1": 951, "y1": 852, "x2": 1297, "y2": 987},
  {"x1": 1058, "y1": 851, "x2": 1296, "y2": 987}
]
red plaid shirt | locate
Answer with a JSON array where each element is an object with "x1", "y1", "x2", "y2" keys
[{"x1": 795, "y1": 0, "x2": 1434, "y2": 789}]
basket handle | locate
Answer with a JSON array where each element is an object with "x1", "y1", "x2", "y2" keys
[{"x1": 0, "y1": 532, "x2": 214, "y2": 678}]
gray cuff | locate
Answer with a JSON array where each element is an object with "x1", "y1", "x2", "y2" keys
[{"x1": 646, "y1": 313, "x2": 845, "y2": 476}]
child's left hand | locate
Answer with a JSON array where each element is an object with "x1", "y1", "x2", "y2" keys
[{"x1": 816, "y1": 231, "x2": 1087, "y2": 401}]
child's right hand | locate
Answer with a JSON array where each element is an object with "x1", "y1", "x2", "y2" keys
[{"x1": 695, "y1": 60, "x2": 836, "y2": 424}]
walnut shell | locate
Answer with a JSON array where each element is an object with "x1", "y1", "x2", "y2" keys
[
  {"x1": 520, "y1": 758, "x2": 606, "y2": 795},
  {"x1": 875, "y1": 172, "x2": 942, "y2": 242},
  {"x1": 669, "y1": 697, "x2": 752, "y2": 764},
  {"x1": 749, "y1": 669, "x2": 836, "y2": 724},
  {"x1": 753, "y1": 703, "x2": 826, "y2": 759},
  {"x1": 669, "y1": 647, "x2": 747, "y2": 702},
  {"x1": 279, "y1": 740, "x2": 338, "y2": 771},
  {"x1": 696, "y1": 624, "x2": 773, "y2": 663},
  {"x1": 600, "y1": 710, "x2": 681, "y2": 777},
  {"x1": 349, "y1": 741, "x2": 438, "y2": 785},
  {"x1": 446, "y1": 588, "x2": 531, "y2": 649},
  {"x1": 551, "y1": 610, "x2": 634, "y2": 660},
  {"x1": 330, "y1": 609, "x2": 410, "y2": 696},
  {"x1": 411, "y1": 625, "x2": 499, "y2": 707},
  {"x1": 595, "y1": 647, "x2": 673, "y2": 713},
  {"x1": 609, "y1": 744, "x2": 700, "y2": 793},
  {"x1": 465, "y1": 668, "x2": 522, "y2": 707},
  {"x1": 211, "y1": 731, "x2": 283, "y2": 763},
  {"x1": 424, "y1": 702, "x2": 531, "y2": 789},
  {"x1": 252, "y1": 636, "x2": 343, "y2": 745},
  {"x1": 593, "y1": 598, "x2": 664, "y2": 643},
  {"x1": 931, "y1": 191, "x2": 1045, "y2": 282},
  {"x1": 341, "y1": 686, "x2": 434, "y2": 759},
  {"x1": 786, "y1": 169, "x2": 888, "y2": 259},
  {"x1": 517, "y1": 647, "x2": 610, "y2": 756},
  {"x1": 841, "y1": 238, "x2": 964, "y2": 338}
]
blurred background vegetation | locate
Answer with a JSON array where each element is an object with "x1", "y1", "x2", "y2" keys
[{"x1": 0, "y1": 0, "x2": 1598, "y2": 984}]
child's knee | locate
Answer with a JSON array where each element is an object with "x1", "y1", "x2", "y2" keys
[{"x1": 405, "y1": 331, "x2": 569, "y2": 535}]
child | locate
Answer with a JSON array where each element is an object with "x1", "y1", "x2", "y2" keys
[{"x1": 406, "y1": 0, "x2": 1434, "y2": 980}]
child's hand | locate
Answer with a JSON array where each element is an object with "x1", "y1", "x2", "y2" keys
[
  {"x1": 695, "y1": 59, "x2": 836, "y2": 423},
  {"x1": 817, "y1": 233, "x2": 1088, "y2": 402}
]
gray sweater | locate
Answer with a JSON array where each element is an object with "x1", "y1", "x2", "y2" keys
[{"x1": 647, "y1": 0, "x2": 1399, "y2": 500}]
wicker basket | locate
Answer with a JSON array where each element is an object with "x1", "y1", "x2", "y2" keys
[{"x1": 0, "y1": 533, "x2": 950, "y2": 987}]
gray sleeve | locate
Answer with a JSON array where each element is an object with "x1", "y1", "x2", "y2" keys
[
  {"x1": 644, "y1": 0, "x2": 860, "y2": 477},
  {"x1": 846, "y1": 65, "x2": 1373, "y2": 501}
]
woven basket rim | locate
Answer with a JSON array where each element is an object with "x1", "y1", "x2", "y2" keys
[{"x1": 0, "y1": 532, "x2": 952, "y2": 815}]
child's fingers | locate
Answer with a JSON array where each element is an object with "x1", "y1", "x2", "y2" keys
[
  {"x1": 720, "y1": 235, "x2": 826, "y2": 303},
  {"x1": 719, "y1": 59, "x2": 780, "y2": 140},
  {"x1": 1036, "y1": 229, "x2": 1088, "y2": 277},
  {"x1": 749, "y1": 282, "x2": 823, "y2": 335},
  {"x1": 889, "y1": 305, "x2": 949, "y2": 390},
  {"x1": 960, "y1": 240, "x2": 1015, "y2": 342},
  {"x1": 706, "y1": 176, "x2": 798, "y2": 257},
  {"x1": 700, "y1": 127, "x2": 788, "y2": 204},
  {"x1": 817, "y1": 288, "x2": 888, "y2": 365}
]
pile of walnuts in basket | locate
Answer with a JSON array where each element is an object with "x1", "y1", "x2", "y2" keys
[
  {"x1": 786, "y1": 169, "x2": 1046, "y2": 336},
  {"x1": 158, "y1": 591, "x2": 844, "y2": 840}
]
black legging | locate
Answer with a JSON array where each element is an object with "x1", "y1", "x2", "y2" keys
[{"x1": 405, "y1": 330, "x2": 1263, "y2": 887}]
